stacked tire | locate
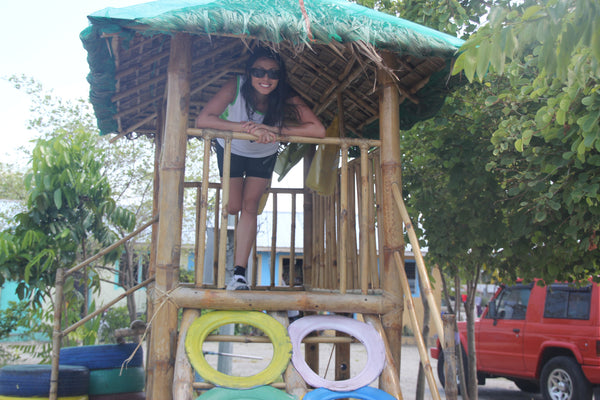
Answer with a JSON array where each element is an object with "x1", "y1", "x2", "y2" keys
[
  {"x1": 60, "y1": 343, "x2": 145, "y2": 400},
  {"x1": 0, "y1": 364, "x2": 89, "y2": 399}
]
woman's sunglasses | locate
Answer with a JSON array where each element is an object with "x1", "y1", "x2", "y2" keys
[{"x1": 250, "y1": 68, "x2": 281, "y2": 80}]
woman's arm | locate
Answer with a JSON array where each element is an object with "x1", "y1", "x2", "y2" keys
[
  {"x1": 195, "y1": 78, "x2": 279, "y2": 143},
  {"x1": 248, "y1": 96, "x2": 326, "y2": 138},
  {"x1": 195, "y1": 78, "x2": 245, "y2": 132}
]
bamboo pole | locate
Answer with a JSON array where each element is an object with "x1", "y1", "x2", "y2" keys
[
  {"x1": 339, "y1": 145, "x2": 349, "y2": 294},
  {"x1": 374, "y1": 151, "x2": 384, "y2": 289},
  {"x1": 347, "y1": 164, "x2": 358, "y2": 290},
  {"x1": 393, "y1": 252, "x2": 441, "y2": 400},
  {"x1": 173, "y1": 309, "x2": 201, "y2": 400},
  {"x1": 62, "y1": 277, "x2": 155, "y2": 336},
  {"x1": 217, "y1": 138, "x2": 232, "y2": 288},
  {"x1": 170, "y1": 287, "x2": 396, "y2": 314},
  {"x1": 391, "y1": 182, "x2": 444, "y2": 345},
  {"x1": 367, "y1": 156, "x2": 379, "y2": 289},
  {"x1": 378, "y1": 53, "x2": 404, "y2": 393},
  {"x1": 188, "y1": 128, "x2": 381, "y2": 148},
  {"x1": 204, "y1": 335, "x2": 358, "y2": 344},
  {"x1": 49, "y1": 268, "x2": 65, "y2": 400},
  {"x1": 303, "y1": 146, "x2": 315, "y2": 289},
  {"x1": 66, "y1": 218, "x2": 157, "y2": 277},
  {"x1": 146, "y1": 101, "x2": 164, "y2": 396},
  {"x1": 363, "y1": 314, "x2": 403, "y2": 400},
  {"x1": 195, "y1": 139, "x2": 212, "y2": 286},
  {"x1": 149, "y1": 33, "x2": 191, "y2": 400},
  {"x1": 289, "y1": 194, "x2": 297, "y2": 286},
  {"x1": 270, "y1": 194, "x2": 277, "y2": 287},
  {"x1": 359, "y1": 143, "x2": 370, "y2": 294}
]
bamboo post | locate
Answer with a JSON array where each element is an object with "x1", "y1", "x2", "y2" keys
[
  {"x1": 289, "y1": 194, "x2": 297, "y2": 286},
  {"x1": 367, "y1": 156, "x2": 379, "y2": 289},
  {"x1": 146, "y1": 108, "x2": 163, "y2": 394},
  {"x1": 359, "y1": 143, "x2": 370, "y2": 294},
  {"x1": 270, "y1": 194, "x2": 277, "y2": 287},
  {"x1": 442, "y1": 314, "x2": 458, "y2": 400},
  {"x1": 217, "y1": 139, "x2": 232, "y2": 288},
  {"x1": 303, "y1": 145, "x2": 315, "y2": 289},
  {"x1": 173, "y1": 309, "x2": 201, "y2": 400},
  {"x1": 374, "y1": 152, "x2": 384, "y2": 289},
  {"x1": 269, "y1": 311, "x2": 308, "y2": 398},
  {"x1": 339, "y1": 144, "x2": 348, "y2": 293},
  {"x1": 49, "y1": 268, "x2": 65, "y2": 400},
  {"x1": 391, "y1": 182, "x2": 444, "y2": 344},
  {"x1": 195, "y1": 139, "x2": 212, "y2": 286},
  {"x1": 363, "y1": 314, "x2": 403, "y2": 400},
  {"x1": 378, "y1": 53, "x2": 404, "y2": 391},
  {"x1": 393, "y1": 252, "x2": 441, "y2": 400},
  {"x1": 347, "y1": 164, "x2": 358, "y2": 290},
  {"x1": 148, "y1": 32, "x2": 191, "y2": 400}
]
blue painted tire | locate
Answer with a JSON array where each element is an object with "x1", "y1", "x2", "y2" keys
[
  {"x1": 197, "y1": 386, "x2": 295, "y2": 399},
  {"x1": 0, "y1": 365, "x2": 89, "y2": 397},
  {"x1": 88, "y1": 367, "x2": 145, "y2": 395},
  {"x1": 303, "y1": 387, "x2": 397, "y2": 400},
  {"x1": 60, "y1": 343, "x2": 143, "y2": 369}
]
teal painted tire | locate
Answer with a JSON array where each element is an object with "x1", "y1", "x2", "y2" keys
[
  {"x1": 186, "y1": 311, "x2": 292, "y2": 389},
  {"x1": 89, "y1": 392, "x2": 145, "y2": 400},
  {"x1": 197, "y1": 386, "x2": 294, "y2": 399},
  {"x1": 88, "y1": 367, "x2": 145, "y2": 395}
]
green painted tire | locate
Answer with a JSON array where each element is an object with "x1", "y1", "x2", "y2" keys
[
  {"x1": 197, "y1": 386, "x2": 294, "y2": 399},
  {"x1": 186, "y1": 311, "x2": 292, "y2": 388},
  {"x1": 88, "y1": 367, "x2": 145, "y2": 395}
]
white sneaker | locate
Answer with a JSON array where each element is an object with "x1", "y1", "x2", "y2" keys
[{"x1": 227, "y1": 275, "x2": 249, "y2": 290}]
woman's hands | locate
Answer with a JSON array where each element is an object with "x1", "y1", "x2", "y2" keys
[{"x1": 243, "y1": 121, "x2": 280, "y2": 143}]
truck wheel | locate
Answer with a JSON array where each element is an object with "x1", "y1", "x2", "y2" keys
[
  {"x1": 436, "y1": 346, "x2": 469, "y2": 392},
  {"x1": 540, "y1": 356, "x2": 592, "y2": 400},
  {"x1": 513, "y1": 378, "x2": 540, "y2": 393}
]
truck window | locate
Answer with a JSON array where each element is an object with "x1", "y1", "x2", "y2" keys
[
  {"x1": 544, "y1": 284, "x2": 591, "y2": 320},
  {"x1": 493, "y1": 285, "x2": 531, "y2": 320}
]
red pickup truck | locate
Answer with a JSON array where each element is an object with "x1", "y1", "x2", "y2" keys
[{"x1": 431, "y1": 281, "x2": 600, "y2": 399}]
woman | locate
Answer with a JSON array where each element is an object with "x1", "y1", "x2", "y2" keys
[{"x1": 195, "y1": 47, "x2": 326, "y2": 290}]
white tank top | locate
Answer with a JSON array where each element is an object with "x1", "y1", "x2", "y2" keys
[{"x1": 215, "y1": 76, "x2": 279, "y2": 158}]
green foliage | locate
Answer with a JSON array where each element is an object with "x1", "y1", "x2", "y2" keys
[
  {"x1": 452, "y1": 0, "x2": 600, "y2": 283},
  {"x1": 98, "y1": 306, "x2": 132, "y2": 344}
]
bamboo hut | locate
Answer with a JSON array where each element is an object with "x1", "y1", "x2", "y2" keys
[{"x1": 65, "y1": 0, "x2": 465, "y2": 399}]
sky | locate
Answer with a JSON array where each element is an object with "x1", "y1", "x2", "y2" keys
[
  {"x1": 0, "y1": 1, "x2": 142, "y2": 167},
  {"x1": 0, "y1": 0, "x2": 303, "y2": 189}
]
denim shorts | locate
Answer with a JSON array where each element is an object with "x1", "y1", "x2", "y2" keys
[{"x1": 214, "y1": 141, "x2": 277, "y2": 179}]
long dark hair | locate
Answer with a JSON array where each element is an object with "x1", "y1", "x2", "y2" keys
[{"x1": 241, "y1": 47, "x2": 298, "y2": 129}]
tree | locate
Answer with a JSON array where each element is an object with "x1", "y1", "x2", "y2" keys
[
  {"x1": 0, "y1": 130, "x2": 136, "y2": 310},
  {"x1": 453, "y1": 0, "x2": 600, "y2": 283}
]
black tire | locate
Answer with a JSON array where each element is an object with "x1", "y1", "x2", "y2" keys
[
  {"x1": 436, "y1": 346, "x2": 469, "y2": 392},
  {"x1": 513, "y1": 378, "x2": 540, "y2": 393},
  {"x1": 0, "y1": 365, "x2": 89, "y2": 397},
  {"x1": 540, "y1": 356, "x2": 592, "y2": 400},
  {"x1": 60, "y1": 343, "x2": 143, "y2": 369}
]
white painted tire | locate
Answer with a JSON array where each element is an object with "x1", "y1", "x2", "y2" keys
[{"x1": 288, "y1": 315, "x2": 385, "y2": 391}]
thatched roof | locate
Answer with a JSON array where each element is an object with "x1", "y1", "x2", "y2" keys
[{"x1": 81, "y1": 0, "x2": 464, "y2": 138}]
